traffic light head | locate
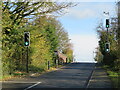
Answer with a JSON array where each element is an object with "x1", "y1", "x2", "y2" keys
[
  {"x1": 24, "y1": 32, "x2": 30, "y2": 46},
  {"x1": 105, "y1": 43, "x2": 110, "y2": 52},
  {"x1": 106, "y1": 19, "x2": 109, "y2": 28}
]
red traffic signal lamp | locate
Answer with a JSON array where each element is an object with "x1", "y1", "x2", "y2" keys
[{"x1": 24, "y1": 32, "x2": 30, "y2": 46}]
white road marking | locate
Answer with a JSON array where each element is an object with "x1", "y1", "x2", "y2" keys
[
  {"x1": 1, "y1": 81, "x2": 40, "y2": 83},
  {"x1": 24, "y1": 82, "x2": 41, "y2": 90}
]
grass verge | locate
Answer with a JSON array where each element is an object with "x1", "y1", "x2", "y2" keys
[{"x1": 102, "y1": 65, "x2": 119, "y2": 88}]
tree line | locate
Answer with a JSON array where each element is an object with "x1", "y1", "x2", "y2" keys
[{"x1": 2, "y1": 1, "x2": 75, "y2": 75}]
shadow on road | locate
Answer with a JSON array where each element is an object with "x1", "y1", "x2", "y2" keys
[{"x1": 2, "y1": 62, "x2": 113, "y2": 89}]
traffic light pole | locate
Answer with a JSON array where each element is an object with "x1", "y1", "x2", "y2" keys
[
  {"x1": 107, "y1": 27, "x2": 108, "y2": 33},
  {"x1": 107, "y1": 27, "x2": 109, "y2": 42},
  {"x1": 26, "y1": 46, "x2": 29, "y2": 73},
  {"x1": 24, "y1": 32, "x2": 30, "y2": 73},
  {"x1": 106, "y1": 23, "x2": 110, "y2": 53}
]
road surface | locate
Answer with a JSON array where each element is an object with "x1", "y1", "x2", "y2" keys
[{"x1": 2, "y1": 62, "x2": 112, "y2": 89}]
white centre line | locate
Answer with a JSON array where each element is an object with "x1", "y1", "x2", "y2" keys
[{"x1": 24, "y1": 82, "x2": 41, "y2": 90}]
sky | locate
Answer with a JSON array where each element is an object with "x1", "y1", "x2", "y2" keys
[{"x1": 57, "y1": 2, "x2": 117, "y2": 62}]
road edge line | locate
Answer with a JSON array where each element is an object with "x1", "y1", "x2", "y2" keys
[{"x1": 85, "y1": 63, "x2": 96, "y2": 89}]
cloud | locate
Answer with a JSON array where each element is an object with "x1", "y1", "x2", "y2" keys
[
  {"x1": 70, "y1": 34, "x2": 99, "y2": 62},
  {"x1": 63, "y1": 3, "x2": 116, "y2": 19},
  {"x1": 69, "y1": 9, "x2": 96, "y2": 19}
]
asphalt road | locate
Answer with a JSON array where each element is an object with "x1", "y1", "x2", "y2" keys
[{"x1": 2, "y1": 63, "x2": 97, "y2": 89}]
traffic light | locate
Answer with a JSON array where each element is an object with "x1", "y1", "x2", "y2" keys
[
  {"x1": 106, "y1": 19, "x2": 109, "y2": 28},
  {"x1": 105, "y1": 43, "x2": 110, "y2": 52},
  {"x1": 24, "y1": 32, "x2": 30, "y2": 46}
]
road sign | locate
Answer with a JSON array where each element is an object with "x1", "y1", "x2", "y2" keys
[{"x1": 24, "y1": 32, "x2": 30, "y2": 46}]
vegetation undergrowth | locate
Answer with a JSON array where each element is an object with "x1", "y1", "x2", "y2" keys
[
  {"x1": 0, "y1": 64, "x2": 66, "y2": 81},
  {"x1": 102, "y1": 65, "x2": 119, "y2": 88}
]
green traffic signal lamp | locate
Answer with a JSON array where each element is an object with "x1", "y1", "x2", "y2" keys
[
  {"x1": 25, "y1": 42, "x2": 29, "y2": 46},
  {"x1": 106, "y1": 19, "x2": 109, "y2": 28},
  {"x1": 24, "y1": 32, "x2": 30, "y2": 46},
  {"x1": 106, "y1": 25, "x2": 109, "y2": 28}
]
